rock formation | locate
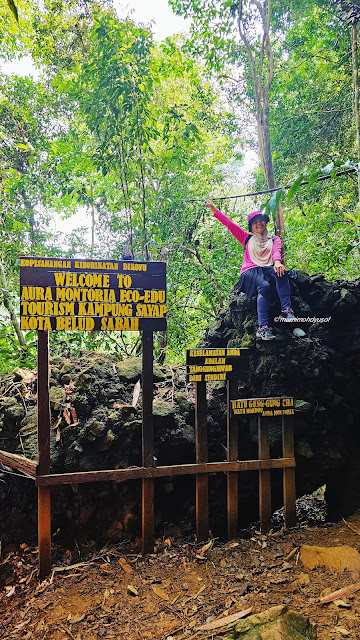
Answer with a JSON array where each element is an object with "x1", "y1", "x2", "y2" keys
[{"x1": 0, "y1": 272, "x2": 359, "y2": 546}]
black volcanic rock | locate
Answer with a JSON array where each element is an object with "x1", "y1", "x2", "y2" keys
[{"x1": 0, "y1": 272, "x2": 359, "y2": 545}]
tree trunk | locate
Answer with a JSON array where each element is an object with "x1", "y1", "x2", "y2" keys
[
  {"x1": 352, "y1": 23, "x2": 360, "y2": 205},
  {"x1": 237, "y1": 0, "x2": 284, "y2": 236},
  {"x1": 0, "y1": 258, "x2": 27, "y2": 353},
  {"x1": 90, "y1": 180, "x2": 95, "y2": 258}
]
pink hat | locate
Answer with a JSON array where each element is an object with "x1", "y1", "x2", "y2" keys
[{"x1": 247, "y1": 210, "x2": 270, "y2": 231}]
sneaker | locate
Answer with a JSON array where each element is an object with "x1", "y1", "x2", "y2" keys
[
  {"x1": 280, "y1": 308, "x2": 296, "y2": 320},
  {"x1": 256, "y1": 326, "x2": 275, "y2": 340}
]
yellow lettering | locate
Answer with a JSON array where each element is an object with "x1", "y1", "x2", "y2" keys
[
  {"x1": 21, "y1": 317, "x2": 51, "y2": 330},
  {"x1": 189, "y1": 374, "x2": 202, "y2": 382},
  {"x1": 117, "y1": 274, "x2": 132, "y2": 288},
  {"x1": 54, "y1": 273, "x2": 66, "y2": 286}
]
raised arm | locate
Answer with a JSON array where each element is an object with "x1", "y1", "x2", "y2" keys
[{"x1": 206, "y1": 201, "x2": 248, "y2": 246}]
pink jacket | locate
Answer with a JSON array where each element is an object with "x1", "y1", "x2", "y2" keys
[{"x1": 213, "y1": 208, "x2": 282, "y2": 274}]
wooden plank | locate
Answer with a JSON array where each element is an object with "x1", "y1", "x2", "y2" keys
[
  {"x1": 142, "y1": 330, "x2": 154, "y2": 554},
  {"x1": 35, "y1": 459, "x2": 296, "y2": 486},
  {"x1": 195, "y1": 381, "x2": 209, "y2": 541},
  {"x1": 227, "y1": 380, "x2": 238, "y2": 539},
  {"x1": 282, "y1": 415, "x2": 296, "y2": 528},
  {"x1": 37, "y1": 331, "x2": 50, "y2": 476},
  {"x1": 258, "y1": 416, "x2": 272, "y2": 533},
  {"x1": 38, "y1": 486, "x2": 51, "y2": 581},
  {"x1": 142, "y1": 478, "x2": 154, "y2": 555},
  {"x1": 37, "y1": 330, "x2": 51, "y2": 580},
  {"x1": 0, "y1": 450, "x2": 37, "y2": 477}
]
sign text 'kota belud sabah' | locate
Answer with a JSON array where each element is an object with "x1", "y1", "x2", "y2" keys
[
  {"x1": 232, "y1": 397, "x2": 295, "y2": 417},
  {"x1": 20, "y1": 257, "x2": 166, "y2": 331},
  {"x1": 186, "y1": 347, "x2": 250, "y2": 383}
]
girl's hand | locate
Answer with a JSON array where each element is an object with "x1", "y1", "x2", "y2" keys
[
  {"x1": 206, "y1": 199, "x2": 217, "y2": 214},
  {"x1": 274, "y1": 260, "x2": 286, "y2": 277}
]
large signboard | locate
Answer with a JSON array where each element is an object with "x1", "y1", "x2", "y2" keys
[
  {"x1": 186, "y1": 347, "x2": 250, "y2": 383},
  {"x1": 20, "y1": 257, "x2": 166, "y2": 331},
  {"x1": 232, "y1": 397, "x2": 294, "y2": 417}
]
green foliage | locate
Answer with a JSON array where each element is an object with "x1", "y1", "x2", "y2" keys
[
  {"x1": 0, "y1": 0, "x2": 360, "y2": 373},
  {"x1": 0, "y1": 316, "x2": 36, "y2": 372}
]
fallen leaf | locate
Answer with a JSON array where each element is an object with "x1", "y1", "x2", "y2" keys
[
  {"x1": 52, "y1": 415, "x2": 62, "y2": 431},
  {"x1": 333, "y1": 599, "x2": 351, "y2": 608},
  {"x1": 320, "y1": 582, "x2": 360, "y2": 604},
  {"x1": 127, "y1": 585, "x2": 139, "y2": 596},
  {"x1": 5, "y1": 586, "x2": 15, "y2": 597},
  {"x1": 119, "y1": 557, "x2": 133, "y2": 574},
  {"x1": 197, "y1": 607, "x2": 253, "y2": 631},
  {"x1": 199, "y1": 540, "x2": 213, "y2": 555},
  {"x1": 183, "y1": 584, "x2": 207, "y2": 603},
  {"x1": 53, "y1": 562, "x2": 93, "y2": 573},
  {"x1": 343, "y1": 518, "x2": 360, "y2": 536},
  {"x1": 285, "y1": 546, "x2": 299, "y2": 561},
  {"x1": 13, "y1": 618, "x2": 30, "y2": 630},
  {"x1": 270, "y1": 576, "x2": 288, "y2": 585},
  {"x1": 69, "y1": 614, "x2": 85, "y2": 624},
  {"x1": 132, "y1": 380, "x2": 141, "y2": 407},
  {"x1": 220, "y1": 559, "x2": 226, "y2": 568},
  {"x1": 290, "y1": 573, "x2": 310, "y2": 589},
  {"x1": 63, "y1": 409, "x2": 71, "y2": 425},
  {"x1": 335, "y1": 628, "x2": 350, "y2": 637},
  {"x1": 151, "y1": 586, "x2": 169, "y2": 600}
]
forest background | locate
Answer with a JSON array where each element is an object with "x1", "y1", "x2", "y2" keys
[{"x1": 1, "y1": 0, "x2": 360, "y2": 372}]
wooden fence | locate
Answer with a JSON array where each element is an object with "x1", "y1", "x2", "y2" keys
[{"x1": 0, "y1": 330, "x2": 296, "y2": 580}]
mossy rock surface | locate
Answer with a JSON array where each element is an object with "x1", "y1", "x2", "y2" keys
[
  {"x1": 116, "y1": 357, "x2": 165, "y2": 383},
  {"x1": 153, "y1": 400, "x2": 175, "y2": 418},
  {"x1": 174, "y1": 392, "x2": 191, "y2": 414},
  {"x1": 116, "y1": 358, "x2": 142, "y2": 382},
  {"x1": 231, "y1": 605, "x2": 317, "y2": 639},
  {"x1": 49, "y1": 386, "x2": 64, "y2": 410},
  {"x1": 1, "y1": 397, "x2": 25, "y2": 421}
]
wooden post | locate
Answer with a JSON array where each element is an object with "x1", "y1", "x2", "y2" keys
[
  {"x1": 227, "y1": 380, "x2": 238, "y2": 539},
  {"x1": 258, "y1": 416, "x2": 271, "y2": 533},
  {"x1": 142, "y1": 330, "x2": 154, "y2": 554},
  {"x1": 37, "y1": 330, "x2": 51, "y2": 581},
  {"x1": 282, "y1": 415, "x2": 296, "y2": 528},
  {"x1": 195, "y1": 381, "x2": 209, "y2": 541}
]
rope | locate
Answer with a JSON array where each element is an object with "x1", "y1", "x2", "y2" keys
[{"x1": 187, "y1": 168, "x2": 356, "y2": 203}]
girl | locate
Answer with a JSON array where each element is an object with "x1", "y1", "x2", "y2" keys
[{"x1": 207, "y1": 201, "x2": 294, "y2": 340}]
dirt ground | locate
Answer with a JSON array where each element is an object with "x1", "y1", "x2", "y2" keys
[{"x1": 1, "y1": 514, "x2": 360, "y2": 640}]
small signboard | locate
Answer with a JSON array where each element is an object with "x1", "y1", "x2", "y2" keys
[
  {"x1": 186, "y1": 347, "x2": 250, "y2": 383},
  {"x1": 20, "y1": 257, "x2": 166, "y2": 331},
  {"x1": 232, "y1": 397, "x2": 294, "y2": 417}
]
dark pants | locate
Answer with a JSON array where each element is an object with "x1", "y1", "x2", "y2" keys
[{"x1": 257, "y1": 271, "x2": 291, "y2": 326}]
